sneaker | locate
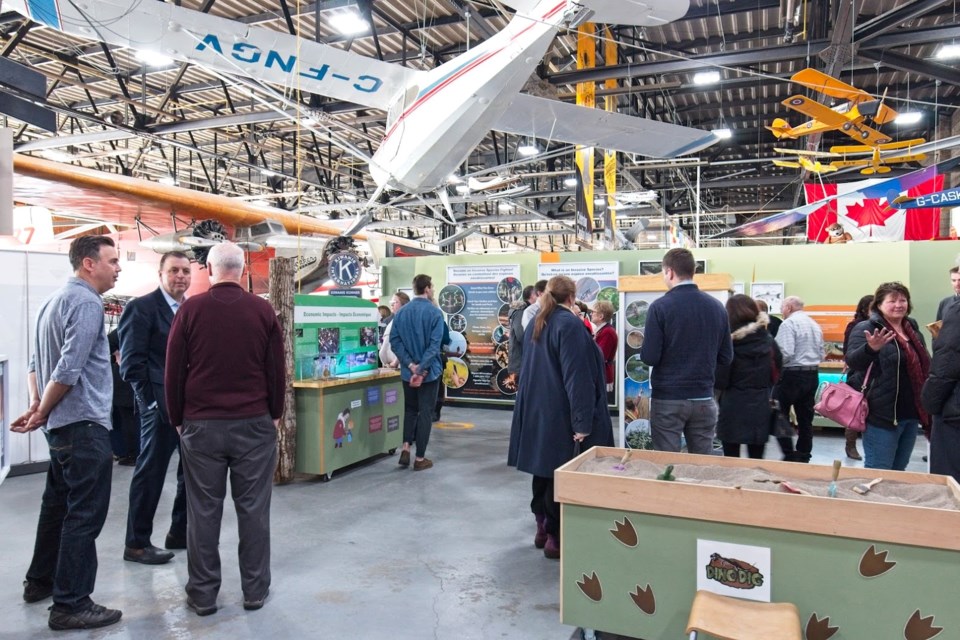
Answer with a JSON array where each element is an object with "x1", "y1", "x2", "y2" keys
[
  {"x1": 398, "y1": 450, "x2": 410, "y2": 467},
  {"x1": 413, "y1": 458, "x2": 433, "y2": 471},
  {"x1": 48, "y1": 603, "x2": 122, "y2": 630},
  {"x1": 186, "y1": 597, "x2": 217, "y2": 617},
  {"x1": 22, "y1": 579, "x2": 53, "y2": 603},
  {"x1": 243, "y1": 588, "x2": 269, "y2": 611}
]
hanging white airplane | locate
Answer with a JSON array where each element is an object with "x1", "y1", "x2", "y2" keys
[{"x1": 7, "y1": 0, "x2": 716, "y2": 210}]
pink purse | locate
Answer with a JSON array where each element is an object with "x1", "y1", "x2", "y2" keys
[{"x1": 814, "y1": 364, "x2": 873, "y2": 432}]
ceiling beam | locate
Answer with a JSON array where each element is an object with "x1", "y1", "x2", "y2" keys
[
  {"x1": 857, "y1": 48, "x2": 960, "y2": 87},
  {"x1": 853, "y1": 0, "x2": 953, "y2": 43}
]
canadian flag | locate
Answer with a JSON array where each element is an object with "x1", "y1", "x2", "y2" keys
[{"x1": 805, "y1": 175, "x2": 943, "y2": 242}]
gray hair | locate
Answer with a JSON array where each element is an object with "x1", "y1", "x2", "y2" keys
[
  {"x1": 207, "y1": 242, "x2": 245, "y2": 274},
  {"x1": 783, "y1": 295, "x2": 804, "y2": 311}
]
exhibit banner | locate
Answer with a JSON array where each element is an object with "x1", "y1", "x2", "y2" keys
[
  {"x1": 696, "y1": 539, "x2": 771, "y2": 603},
  {"x1": 620, "y1": 291, "x2": 660, "y2": 449},
  {"x1": 293, "y1": 295, "x2": 380, "y2": 380},
  {"x1": 442, "y1": 264, "x2": 522, "y2": 403}
]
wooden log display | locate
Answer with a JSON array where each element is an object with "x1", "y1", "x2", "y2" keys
[{"x1": 269, "y1": 256, "x2": 297, "y2": 483}]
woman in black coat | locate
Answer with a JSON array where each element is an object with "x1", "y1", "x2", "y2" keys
[
  {"x1": 921, "y1": 297, "x2": 960, "y2": 482},
  {"x1": 507, "y1": 275, "x2": 613, "y2": 560},
  {"x1": 716, "y1": 295, "x2": 782, "y2": 459},
  {"x1": 845, "y1": 282, "x2": 930, "y2": 471}
]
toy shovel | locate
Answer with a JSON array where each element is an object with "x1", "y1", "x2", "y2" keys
[{"x1": 828, "y1": 459, "x2": 841, "y2": 498}]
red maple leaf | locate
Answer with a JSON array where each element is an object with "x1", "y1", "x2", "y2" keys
[{"x1": 843, "y1": 199, "x2": 898, "y2": 228}]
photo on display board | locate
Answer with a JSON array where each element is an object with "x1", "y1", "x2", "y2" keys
[
  {"x1": 626, "y1": 355, "x2": 651, "y2": 384},
  {"x1": 625, "y1": 300, "x2": 650, "y2": 328},
  {"x1": 576, "y1": 277, "x2": 600, "y2": 303},
  {"x1": 492, "y1": 325, "x2": 507, "y2": 345},
  {"x1": 494, "y1": 343, "x2": 510, "y2": 368},
  {"x1": 446, "y1": 331, "x2": 468, "y2": 357},
  {"x1": 638, "y1": 260, "x2": 707, "y2": 275},
  {"x1": 318, "y1": 328, "x2": 340, "y2": 354},
  {"x1": 497, "y1": 277, "x2": 523, "y2": 304},
  {"x1": 359, "y1": 327, "x2": 378, "y2": 347},
  {"x1": 497, "y1": 303, "x2": 511, "y2": 327},
  {"x1": 443, "y1": 357, "x2": 469, "y2": 389},
  {"x1": 438, "y1": 284, "x2": 466, "y2": 314},
  {"x1": 750, "y1": 282, "x2": 785, "y2": 315},
  {"x1": 495, "y1": 368, "x2": 518, "y2": 395},
  {"x1": 626, "y1": 330, "x2": 645, "y2": 350},
  {"x1": 449, "y1": 313, "x2": 467, "y2": 333},
  {"x1": 597, "y1": 286, "x2": 620, "y2": 311}
]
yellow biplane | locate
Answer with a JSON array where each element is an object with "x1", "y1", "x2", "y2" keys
[
  {"x1": 766, "y1": 68, "x2": 897, "y2": 147},
  {"x1": 772, "y1": 148, "x2": 839, "y2": 174},
  {"x1": 828, "y1": 138, "x2": 927, "y2": 175}
]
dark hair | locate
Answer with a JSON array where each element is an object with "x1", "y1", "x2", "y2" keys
[
  {"x1": 378, "y1": 305, "x2": 391, "y2": 319},
  {"x1": 69, "y1": 236, "x2": 115, "y2": 271},
  {"x1": 159, "y1": 250, "x2": 190, "y2": 270},
  {"x1": 393, "y1": 291, "x2": 410, "y2": 305},
  {"x1": 533, "y1": 275, "x2": 576, "y2": 341},
  {"x1": 522, "y1": 285, "x2": 535, "y2": 302},
  {"x1": 755, "y1": 299, "x2": 769, "y2": 313},
  {"x1": 873, "y1": 282, "x2": 912, "y2": 316},
  {"x1": 662, "y1": 248, "x2": 695, "y2": 279},
  {"x1": 854, "y1": 294, "x2": 873, "y2": 322},
  {"x1": 574, "y1": 300, "x2": 590, "y2": 315},
  {"x1": 726, "y1": 294, "x2": 760, "y2": 330},
  {"x1": 412, "y1": 274, "x2": 432, "y2": 295},
  {"x1": 951, "y1": 266, "x2": 959, "y2": 275},
  {"x1": 534, "y1": 279, "x2": 548, "y2": 294}
]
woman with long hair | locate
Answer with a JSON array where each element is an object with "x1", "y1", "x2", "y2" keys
[
  {"x1": 715, "y1": 295, "x2": 781, "y2": 459},
  {"x1": 839, "y1": 294, "x2": 873, "y2": 460},
  {"x1": 845, "y1": 282, "x2": 930, "y2": 470},
  {"x1": 507, "y1": 276, "x2": 613, "y2": 560}
]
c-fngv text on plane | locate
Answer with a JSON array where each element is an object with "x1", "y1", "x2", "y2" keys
[{"x1": 9, "y1": 0, "x2": 717, "y2": 196}]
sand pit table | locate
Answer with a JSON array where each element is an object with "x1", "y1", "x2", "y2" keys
[{"x1": 555, "y1": 447, "x2": 960, "y2": 639}]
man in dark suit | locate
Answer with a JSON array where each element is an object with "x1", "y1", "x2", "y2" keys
[
  {"x1": 936, "y1": 266, "x2": 960, "y2": 321},
  {"x1": 118, "y1": 251, "x2": 192, "y2": 565}
]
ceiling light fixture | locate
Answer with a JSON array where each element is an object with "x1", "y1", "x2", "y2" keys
[
  {"x1": 594, "y1": 197, "x2": 606, "y2": 206},
  {"x1": 158, "y1": 176, "x2": 178, "y2": 186},
  {"x1": 455, "y1": 184, "x2": 471, "y2": 194},
  {"x1": 498, "y1": 203, "x2": 512, "y2": 212},
  {"x1": 329, "y1": 11, "x2": 369, "y2": 36},
  {"x1": 447, "y1": 174, "x2": 463, "y2": 184},
  {"x1": 935, "y1": 43, "x2": 960, "y2": 60},
  {"x1": 895, "y1": 111, "x2": 923, "y2": 125},
  {"x1": 564, "y1": 176, "x2": 579, "y2": 188},
  {"x1": 517, "y1": 143, "x2": 540, "y2": 157},
  {"x1": 135, "y1": 49, "x2": 173, "y2": 67},
  {"x1": 713, "y1": 128, "x2": 733, "y2": 139},
  {"x1": 693, "y1": 70, "x2": 721, "y2": 85},
  {"x1": 261, "y1": 168, "x2": 277, "y2": 177}
]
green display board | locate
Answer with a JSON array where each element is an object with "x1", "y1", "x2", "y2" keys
[{"x1": 293, "y1": 294, "x2": 380, "y2": 380}]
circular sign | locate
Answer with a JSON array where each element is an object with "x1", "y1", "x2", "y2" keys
[
  {"x1": 438, "y1": 285, "x2": 466, "y2": 314},
  {"x1": 328, "y1": 251, "x2": 361, "y2": 287}
]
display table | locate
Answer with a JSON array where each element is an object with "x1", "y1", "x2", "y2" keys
[
  {"x1": 556, "y1": 447, "x2": 960, "y2": 639},
  {"x1": 294, "y1": 370, "x2": 404, "y2": 480}
]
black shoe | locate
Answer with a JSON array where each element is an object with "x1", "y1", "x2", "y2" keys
[
  {"x1": 243, "y1": 588, "x2": 269, "y2": 611},
  {"x1": 165, "y1": 533, "x2": 187, "y2": 550},
  {"x1": 123, "y1": 545, "x2": 174, "y2": 565},
  {"x1": 186, "y1": 597, "x2": 217, "y2": 616},
  {"x1": 48, "y1": 603, "x2": 122, "y2": 630},
  {"x1": 116, "y1": 455, "x2": 137, "y2": 466},
  {"x1": 22, "y1": 579, "x2": 53, "y2": 603}
]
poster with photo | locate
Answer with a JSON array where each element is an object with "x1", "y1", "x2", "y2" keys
[
  {"x1": 444, "y1": 264, "x2": 522, "y2": 403},
  {"x1": 750, "y1": 282, "x2": 785, "y2": 315},
  {"x1": 620, "y1": 291, "x2": 661, "y2": 450}
]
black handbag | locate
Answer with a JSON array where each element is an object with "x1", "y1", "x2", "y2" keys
[{"x1": 769, "y1": 399, "x2": 794, "y2": 439}]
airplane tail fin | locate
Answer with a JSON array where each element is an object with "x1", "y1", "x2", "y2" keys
[
  {"x1": 502, "y1": 0, "x2": 689, "y2": 26},
  {"x1": 766, "y1": 119, "x2": 790, "y2": 139}
]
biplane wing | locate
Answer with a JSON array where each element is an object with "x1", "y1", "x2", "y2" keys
[
  {"x1": 791, "y1": 68, "x2": 897, "y2": 123},
  {"x1": 782, "y1": 96, "x2": 893, "y2": 146}
]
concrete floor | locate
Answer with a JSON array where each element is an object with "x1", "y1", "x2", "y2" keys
[{"x1": 0, "y1": 407, "x2": 929, "y2": 640}]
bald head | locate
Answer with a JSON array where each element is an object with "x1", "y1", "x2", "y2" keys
[{"x1": 207, "y1": 242, "x2": 245, "y2": 284}]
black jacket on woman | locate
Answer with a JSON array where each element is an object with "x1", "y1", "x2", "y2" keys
[
  {"x1": 845, "y1": 312, "x2": 925, "y2": 429},
  {"x1": 922, "y1": 302, "x2": 960, "y2": 425},
  {"x1": 715, "y1": 316, "x2": 782, "y2": 445}
]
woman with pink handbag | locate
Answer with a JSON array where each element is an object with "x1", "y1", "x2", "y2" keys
[{"x1": 844, "y1": 282, "x2": 931, "y2": 470}]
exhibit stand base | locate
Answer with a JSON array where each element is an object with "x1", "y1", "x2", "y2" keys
[
  {"x1": 556, "y1": 447, "x2": 960, "y2": 639},
  {"x1": 294, "y1": 370, "x2": 404, "y2": 480}
]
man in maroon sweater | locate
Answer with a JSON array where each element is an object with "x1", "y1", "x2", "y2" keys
[{"x1": 165, "y1": 242, "x2": 285, "y2": 616}]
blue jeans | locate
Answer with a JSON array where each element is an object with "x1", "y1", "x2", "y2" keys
[
  {"x1": 25, "y1": 422, "x2": 113, "y2": 612},
  {"x1": 650, "y1": 398, "x2": 718, "y2": 454},
  {"x1": 863, "y1": 419, "x2": 919, "y2": 471},
  {"x1": 126, "y1": 404, "x2": 186, "y2": 548}
]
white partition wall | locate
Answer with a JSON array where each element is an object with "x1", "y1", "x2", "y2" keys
[{"x1": 0, "y1": 250, "x2": 73, "y2": 471}]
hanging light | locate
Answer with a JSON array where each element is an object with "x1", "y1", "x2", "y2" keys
[
  {"x1": 329, "y1": 10, "x2": 369, "y2": 36},
  {"x1": 564, "y1": 176, "x2": 579, "y2": 188},
  {"x1": 517, "y1": 143, "x2": 540, "y2": 157},
  {"x1": 693, "y1": 71, "x2": 721, "y2": 85},
  {"x1": 895, "y1": 111, "x2": 923, "y2": 125},
  {"x1": 935, "y1": 43, "x2": 960, "y2": 60},
  {"x1": 713, "y1": 128, "x2": 733, "y2": 139},
  {"x1": 158, "y1": 176, "x2": 178, "y2": 186}
]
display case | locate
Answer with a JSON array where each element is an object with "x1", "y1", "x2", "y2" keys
[{"x1": 556, "y1": 447, "x2": 960, "y2": 639}]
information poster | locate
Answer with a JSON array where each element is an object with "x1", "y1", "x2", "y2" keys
[
  {"x1": 620, "y1": 291, "x2": 661, "y2": 449},
  {"x1": 441, "y1": 264, "x2": 521, "y2": 403},
  {"x1": 293, "y1": 295, "x2": 381, "y2": 380},
  {"x1": 539, "y1": 262, "x2": 620, "y2": 406}
]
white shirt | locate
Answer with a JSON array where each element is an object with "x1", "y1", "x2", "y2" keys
[
  {"x1": 521, "y1": 300, "x2": 540, "y2": 330},
  {"x1": 776, "y1": 310, "x2": 824, "y2": 368},
  {"x1": 160, "y1": 287, "x2": 185, "y2": 314}
]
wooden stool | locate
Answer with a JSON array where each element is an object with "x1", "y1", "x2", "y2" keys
[{"x1": 685, "y1": 590, "x2": 802, "y2": 640}]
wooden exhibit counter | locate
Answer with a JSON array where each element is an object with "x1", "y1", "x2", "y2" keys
[
  {"x1": 556, "y1": 447, "x2": 960, "y2": 639},
  {"x1": 293, "y1": 370, "x2": 404, "y2": 480}
]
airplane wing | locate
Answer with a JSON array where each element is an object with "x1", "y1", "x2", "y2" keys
[
  {"x1": 791, "y1": 68, "x2": 870, "y2": 103},
  {"x1": 890, "y1": 186, "x2": 960, "y2": 209},
  {"x1": 784, "y1": 97, "x2": 893, "y2": 146},
  {"x1": 494, "y1": 94, "x2": 717, "y2": 158},
  {"x1": 713, "y1": 156, "x2": 960, "y2": 238},
  {"x1": 7, "y1": 0, "x2": 420, "y2": 110}
]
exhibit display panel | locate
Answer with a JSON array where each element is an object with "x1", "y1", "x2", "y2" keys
[
  {"x1": 293, "y1": 294, "x2": 380, "y2": 380},
  {"x1": 557, "y1": 447, "x2": 960, "y2": 639}
]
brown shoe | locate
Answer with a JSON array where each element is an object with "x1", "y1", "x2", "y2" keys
[
  {"x1": 398, "y1": 450, "x2": 410, "y2": 467},
  {"x1": 413, "y1": 458, "x2": 433, "y2": 471}
]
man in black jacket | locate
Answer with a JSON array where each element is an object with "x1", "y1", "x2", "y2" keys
[
  {"x1": 935, "y1": 266, "x2": 960, "y2": 321},
  {"x1": 118, "y1": 251, "x2": 191, "y2": 565},
  {"x1": 922, "y1": 299, "x2": 960, "y2": 482}
]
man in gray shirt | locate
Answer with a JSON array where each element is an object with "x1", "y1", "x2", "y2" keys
[
  {"x1": 774, "y1": 296, "x2": 824, "y2": 463},
  {"x1": 11, "y1": 235, "x2": 123, "y2": 631}
]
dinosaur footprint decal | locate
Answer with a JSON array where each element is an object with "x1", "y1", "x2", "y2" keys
[
  {"x1": 576, "y1": 572, "x2": 602, "y2": 602},
  {"x1": 610, "y1": 517, "x2": 638, "y2": 547},
  {"x1": 629, "y1": 584, "x2": 655, "y2": 615},
  {"x1": 805, "y1": 613, "x2": 839, "y2": 640},
  {"x1": 904, "y1": 610, "x2": 942, "y2": 640},
  {"x1": 859, "y1": 544, "x2": 896, "y2": 578}
]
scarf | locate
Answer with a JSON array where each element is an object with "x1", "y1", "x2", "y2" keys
[{"x1": 880, "y1": 316, "x2": 931, "y2": 432}]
